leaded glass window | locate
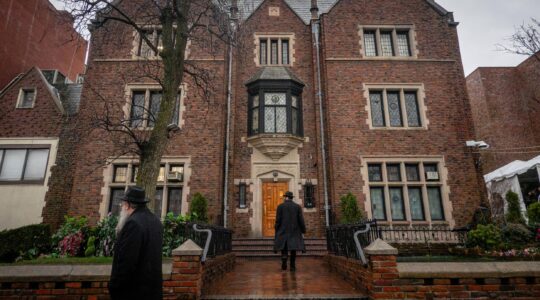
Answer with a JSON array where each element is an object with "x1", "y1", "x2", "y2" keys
[
  {"x1": 260, "y1": 39, "x2": 267, "y2": 65},
  {"x1": 109, "y1": 188, "x2": 125, "y2": 216},
  {"x1": 364, "y1": 31, "x2": 377, "y2": 56},
  {"x1": 291, "y1": 96, "x2": 298, "y2": 135},
  {"x1": 380, "y1": 31, "x2": 394, "y2": 56},
  {"x1": 129, "y1": 88, "x2": 182, "y2": 128},
  {"x1": 408, "y1": 187, "x2": 424, "y2": 220},
  {"x1": 264, "y1": 93, "x2": 287, "y2": 133},
  {"x1": 148, "y1": 91, "x2": 162, "y2": 127},
  {"x1": 258, "y1": 37, "x2": 291, "y2": 65},
  {"x1": 368, "y1": 164, "x2": 382, "y2": 182},
  {"x1": 113, "y1": 165, "x2": 128, "y2": 183},
  {"x1": 397, "y1": 31, "x2": 411, "y2": 56},
  {"x1": 387, "y1": 164, "x2": 401, "y2": 182},
  {"x1": 168, "y1": 187, "x2": 182, "y2": 214},
  {"x1": 370, "y1": 187, "x2": 386, "y2": 220},
  {"x1": 369, "y1": 92, "x2": 385, "y2": 127},
  {"x1": 405, "y1": 92, "x2": 421, "y2": 127},
  {"x1": 387, "y1": 92, "x2": 402, "y2": 127},
  {"x1": 406, "y1": 164, "x2": 420, "y2": 181},
  {"x1": 271, "y1": 40, "x2": 278, "y2": 64},
  {"x1": 282, "y1": 40, "x2": 289, "y2": 65},
  {"x1": 390, "y1": 187, "x2": 405, "y2": 220},
  {"x1": 130, "y1": 91, "x2": 145, "y2": 127},
  {"x1": 252, "y1": 95, "x2": 260, "y2": 134},
  {"x1": 428, "y1": 187, "x2": 444, "y2": 220}
]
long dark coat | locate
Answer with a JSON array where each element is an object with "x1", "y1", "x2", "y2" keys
[
  {"x1": 109, "y1": 207, "x2": 163, "y2": 300},
  {"x1": 274, "y1": 199, "x2": 306, "y2": 252}
]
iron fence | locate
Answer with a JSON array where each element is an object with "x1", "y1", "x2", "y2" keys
[
  {"x1": 326, "y1": 219, "x2": 380, "y2": 260},
  {"x1": 378, "y1": 225, "x2": 468, "y2": 245},
  {"x1": 164, "y1": 222, "x2": 232, "y2": 260}
]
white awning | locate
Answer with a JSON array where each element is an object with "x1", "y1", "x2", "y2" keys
[{"x1": 484, "y1": 155, "x2": 540, "y2": 183}]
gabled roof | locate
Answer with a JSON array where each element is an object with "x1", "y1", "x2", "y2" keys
[{"x1": 245, "y1": 66, "x2": 305, "y2": 85}]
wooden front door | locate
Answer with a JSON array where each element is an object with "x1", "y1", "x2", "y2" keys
[{"x1": 262, "y1": 182, "x2": 288, "y2": 237}]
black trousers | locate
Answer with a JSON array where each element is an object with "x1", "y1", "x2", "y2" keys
[{"x1": 281, "y1": 243, "x2": 297, "y2": 265}]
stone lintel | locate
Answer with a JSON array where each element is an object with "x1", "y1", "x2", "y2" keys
[
  {"x1": 172, "y1": 239, "x2": 203, "y2": 256},
  {"x1": 364, "y1": 238, "x2": 398, "y2": 256}
]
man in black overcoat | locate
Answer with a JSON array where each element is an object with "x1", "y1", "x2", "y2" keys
[
  {"x1": 109, "y1": 186, "x2": 163, "y2": 300},
  {"x1": 274, "y1": 191, "x2": 306, "y2": 272}
]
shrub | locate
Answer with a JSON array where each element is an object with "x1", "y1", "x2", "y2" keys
[
  {"x1": 162, "y1": 212, "x2": 193, "y2": 257},
  {"x1": 505, "y1": 191, "x2": 525, "y2": 224},
  {"x1": 190, "y1": 193, "x2": 209, "y2": 223},
  {"x1": 52, "y1": 216, "x2": 89, "y2": 256},
  {"x1": 95, "y1": 214, "x2": 118, "y2": 257},
  {"x1": 467, "y1": 224, "x2": 502, "y2": 251},
  {"x1": 339, "y1": 193, "x2": 364, "y2": 224},
  {"x1": 527, "y1": 202, "x2": 540, "y2": 226},
  {"x1": 0, "y1": 224, "x2": 51, "y2": 263},
  {"x1": 501, "y1": 223, "x2": 534, "y2": 249},
  {"x1": 85, "y1": 236, "x2": 96, "y2": 257},
  {"x1": 59, "y1": 231, "x2": 85, "y2": 256}
]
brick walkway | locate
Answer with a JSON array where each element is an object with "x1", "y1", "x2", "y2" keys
[{"x1": 202, "y1": 258, "x2": 367, "y2": 299}]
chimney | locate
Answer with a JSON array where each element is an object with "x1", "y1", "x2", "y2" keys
[{"x1": 310, "y1": 0, "x2": 319, "y2": 20}]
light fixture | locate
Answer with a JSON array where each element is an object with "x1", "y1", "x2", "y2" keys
[{"x1": 466, "y1": 140, "x2": 489, "y2": 149}]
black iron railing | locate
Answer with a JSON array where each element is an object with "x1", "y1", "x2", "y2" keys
[
  {"x1": 163, "y1": 221, "x2": 233, "y2": 259},
  {"x1": 378, "y1": 225, "x2": 468, "y2": 245},
  {"x1": 326, "y1": 219, "x2": 380, "y2": 260}
]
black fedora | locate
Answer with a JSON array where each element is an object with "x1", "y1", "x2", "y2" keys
[
  {"x1": 120, "y1": 186, "x2": 149, "y2": 203},
  {"x1": 284, "y1": 191, "x2": 293, "y2": 199}
]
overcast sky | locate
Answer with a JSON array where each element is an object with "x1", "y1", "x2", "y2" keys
[{"x1": 50, "y1": 0, "x2": 539, "y2": 76}]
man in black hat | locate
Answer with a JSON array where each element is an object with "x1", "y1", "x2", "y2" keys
[
  {"x1": 109, "y1": 186, "x2": 163, "y2": 300},
  {"x1": 274, "y1": 191, "x2": 306, "y2": 272}
]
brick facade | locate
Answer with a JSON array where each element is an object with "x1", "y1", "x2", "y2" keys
[
  {"x1": 0, "y1": 0, "x2": 87, "y2": 89},
  {"x1": 466, "y1": 53, "x2": 540, "y2": 173}
]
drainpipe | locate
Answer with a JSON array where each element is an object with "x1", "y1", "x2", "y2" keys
[
  {"x1": 223, "y1": 2, "x2": 238, "y2": 228},
  {"x1": 311, "y1": 3, "x2": 330, "y2": 227}
]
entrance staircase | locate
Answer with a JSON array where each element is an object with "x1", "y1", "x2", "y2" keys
[{"x1": 232, "y1": 238, "x2": 328, "y2": 259}]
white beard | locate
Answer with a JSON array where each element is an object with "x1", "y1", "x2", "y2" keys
[{"x1": 116, "y1": 207, "x2": 130, "y2": 236}]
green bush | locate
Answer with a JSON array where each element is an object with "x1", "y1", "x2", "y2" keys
[
  {"x1": 466, "y1": 224, "x2": 502, "y2": 251},
  {"x1": 52, "y1": 216, "x2": 89, "y2": 256},
  {"x1": 527, "y1": 202, "x2": 540, "y2": 226},
  {"x1": 339, "y1": 193, "x2": 364, "y2": 224},
  {"x1": 190, "y1": 193, "x2": 209, "y2": 223},
  {"x1": 505, "y1": 191, "x2": 525, "y2": 224},
  {"x1": 95, "y1": 215, "x2": 118, "y2": 257},
  {"x1": 84, "y1": 236, "x2": 96, "y2": 257},
  {"x1": 501, "y1": 223, "x2": 534, "y2": 249},
  {"x1": 162, "y1": 212, "x2": 193, "y2": 257},
  {"x1": 0, "y1": 224, "x2": 51, "y2": 263}
]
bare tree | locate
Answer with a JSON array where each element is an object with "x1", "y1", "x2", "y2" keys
[
  {"x1": 61, "y1": 0, "x2": 238, "y2": 211},
  {"x1": 498, "y1": 18, "x2": 540, "y2": 60}
]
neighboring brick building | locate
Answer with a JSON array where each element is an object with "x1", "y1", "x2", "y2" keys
[
  {"x1": 466, "y1": 52, "x2": 540, "y2": 173},
  {"x1": 1, "y1": 0, "x2": 484, "y2": 235},
  {"x1": 0, "y1": 0, "x2": 87, "y2": 89}
]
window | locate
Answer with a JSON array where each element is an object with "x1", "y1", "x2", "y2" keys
[
  {"x1": 255, "y1": 34, "x2": 294, "y2": 66},
  {"x1": 127, "y1": 87, "x2": 183, "y2": 128},
  {"x1": 361, "y1": 27, "x2": 415, "y2": 58},
  {"x1": 136, "y1": 28, "x2": 165, "y2": 58},
  {"x1": 0, "y1": 147, "x2": 50, "y2": 183},
  {"x1": 17, "y1": 89, "x2": 36, "y2": 108},
  {"x1": 366, "y1": 85, "x2": 425, "y2": 129},
  {"x1": 238, "y1": 182, "x2": 247, "y2": 209},
  {"x1": 249, "y1": 91, "x2": 302, "y2": 136},
  {"x1": 107, "y1": 161, "x2": 185, "y2": 217},
  {"x1": 364, "y1": 159, "x2": 446, "y2": 223}
]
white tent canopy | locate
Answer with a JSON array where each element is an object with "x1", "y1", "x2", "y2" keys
[{"x1": 484, "y1": 155, "x2": 540, "y2": 183}]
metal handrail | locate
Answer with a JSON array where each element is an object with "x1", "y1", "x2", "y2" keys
[
  {"x1": 192, "y1": 224, "x2": 212, "y2": 262},
  {"x1": 353, "y1": 223, "x2": 371, "y2": 266}
]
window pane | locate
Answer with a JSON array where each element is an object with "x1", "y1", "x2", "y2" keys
[
  {"x1": 252, "y1": 108, "x2": 259, "y2": 133},
  {"x1": 386, "y1": 164, "x2": 401, "y2": 181},
  {"x1": 387, "y1": 92, "x2": 403, "y2": 127},
  {"x1": 130, "y1": 92, "x2": 145, "y2": 127},
  {"x1": 253, "y1": 95, "x2": 259, "y2": 108},
  {"x1": 275, "y1": 107, "x2": 287, "y2": 133},
  {"x1": 131, "y1": 165, "x2": 139, "y2": 183},
  {"x1": 424, "y1": 163, "x2": 439, "y2": 181},
  {"x1": 408, "y1": 187, "x2": 425, "y2": 220},
  {"x1": 0, "y1": 149, "x2": 26, "y2": 181},
  {"x1": 291, "y1": 96, "x2": 297, "y2": 108},
  {"x1": 154, "y1": 188, "x2": 164, "y2": 219},
  {"x1": 24, "y1": 149, "x2": 49, "y2": 180},
  {"x1": 390, "y1": 187, "x2": 405, "y2": 220},
  {"x1": 364, "y1": 31, "x2": 377, "y2": 56},
  {"x1": 397, "y1": 31, "x2": 411, "y2": 56},
  {"x1": 405, "y1": 92, "x2": 421, "y2": 127},
  {"x1": 368, "y1": 164, "x2": 382, "y2": 182},
  {"x1": 148, "y1": 91, "x2": 162, "y2": 127},
  {"x1": 380, "y1": 31, "x2": 394, "y2": 56},
  {"x1": 370, "y1": 92, "x2": 385, "y2": 127},
  {"x1": 172, "y1": 95, "x2": 180, "y2": 125},
  {"x1": 370, "y1": 187, "x2": 386, "y2": 220},
  {"x1": 157, "y1": 165, "x2": 165, "y2": 182},
  {"x1": 292, "y1": 108, "x2": 298, "y2": 135},
  {"x1": 271, "y1": 40, "x2": 278, "y2": 64},
  {"x1": 264, "y1": 107, "x2": 275, "y2": 132},
  {"x1": 260, "y1": 39, "x2": 267, "y2": 64},
  {"x1": 114, "y1": 165, "x2": 127, "y2": 183},
  {"x1": 109, "y1": 188, "x2": 125, "y2": 216},
  {"x1": 265, "y1": 93, "x2": 286, "y2": 105},
  {"x1": 21, "y1": 90, "x2": 35, "y2": 108},
  {"x1": 139, "y1": 30, "x2": 154, "y2": 57},
  {"x1": 168, "y1": 188, "x2": 182, "y2": 215},
  {"x1": 405, "y1": 164, "x2": 420, "y2": 181},
  {"x1": 156, "y1": 30, "x2": 163, "y2": 55},
  {"x1": 428, "y1": 187, "x2": 444, "y2": 220},
  {"x1": 282, "y1": 39, "x2": 289, "y2": 64}
]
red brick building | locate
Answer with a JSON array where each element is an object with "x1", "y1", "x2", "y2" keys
[
  {"x1": 0, "y1": 0, "x2": 87, "y2": 89},
  {"x1": 1, "y1": 0, "x2": 484, "y2": 236},
  {"x1": 466, "y1": 53, "x2": 540, "y2": 173}
]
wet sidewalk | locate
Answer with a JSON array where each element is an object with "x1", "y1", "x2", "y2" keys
[{"x1": 203, "y1": 258, "x2": 367, "y2": 299}]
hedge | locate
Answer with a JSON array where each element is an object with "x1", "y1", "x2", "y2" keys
[{"x1": 0, "y1": 224, "x2": 51, "y2": 263}]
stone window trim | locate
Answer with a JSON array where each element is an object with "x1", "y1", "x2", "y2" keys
[
  {"x1": 358, "y1": 25, "x2": 419, "y2": 59},
  {"x1": 100, "y1": 156, "x2": 191, "y2": 220},
  {"x1": 254, "y1": 33, "x2": 295, "y2": 67},
  {"x1": 360, "y1": 156, "x2": 454, "y2": 228},
  {"x1": 16, "y1": 88, "x2": 37, "y2": 109},
  {"x1": 131, "y1": 25, "x2": 191, "y2": 60},
  {"x1": 123, "y1": 83, "x2": 187, "y2": 130},
  {"x1": 363, "y1": 83, "x2": 429, "y2": 130},
  {"x1": 0, "y1": 144, "x2": 51, "y2": 185}
]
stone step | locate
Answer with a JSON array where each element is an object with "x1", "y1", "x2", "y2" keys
[
  {"x1": 233, "y1": 239, "x2": 327, "y2": 246},
  {"x1": 233, "y1": 246, "x2": 327, "y2": 251},
  {"x1": 202, "y1": 295, "x2": 368, "y2": 300}
]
